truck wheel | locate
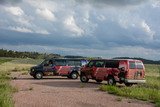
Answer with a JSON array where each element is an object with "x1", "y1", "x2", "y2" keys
[
  {"x1": 34, "y1": 72, "x2": 43, "y2": 79},
  {"x1": 80, "y1": 75, "x2": 89, "y2": 83},
  {"x1": 96, "y1": 79, "x2": 102, "y2": 83},
  {"x1": 107, "y1": 76, "x2": 116, "y2": 85},
  {"x1": 125, "y1": 83, "x2": 133, "y2": 87},
  {"x1": 70, "y1": 72, "x2": 78, "y2": 79}
]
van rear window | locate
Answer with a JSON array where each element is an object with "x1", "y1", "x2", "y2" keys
[
  {"x1": 129, "y1": 61, "x2": 144, "y2": 69},
  {"x1": 129, "y1": 61, "x2": 136, "y2": 69},
  {"x1": 136, "y1": 62, "x2": 143, "y2": 69}
]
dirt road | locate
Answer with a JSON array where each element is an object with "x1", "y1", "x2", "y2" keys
[{"x1": 11, "y1": 73, "x2": 153, "y2": 107}]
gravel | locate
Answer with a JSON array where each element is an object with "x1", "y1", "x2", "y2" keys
[{"x1": 11, "y1": 73, "x2": 154, "y2": 107}]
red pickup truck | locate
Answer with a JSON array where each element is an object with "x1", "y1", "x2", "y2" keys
[{"x1": 80, "y1": 59, "x2": 146, "y2": 86}]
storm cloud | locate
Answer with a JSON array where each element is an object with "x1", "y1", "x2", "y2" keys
[{"x1": 0, "y1": 0, "x2": 160, "y2": 60}]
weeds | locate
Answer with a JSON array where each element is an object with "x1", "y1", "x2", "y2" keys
[
  {"x1": 0, "y1": 74, "x2": 14, "y2": 107},
  {"x1": 116, "y1": 97, "x2": 122, "y2": 102},
  {"x1": 21, "y1": 72, "x2": 28, "y2": 75},
  {"x1": 29, "y1": 87, "x2": 33, "y2": 91}
]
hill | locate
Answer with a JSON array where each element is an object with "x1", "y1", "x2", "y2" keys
[{"x1": 113, "y1": 57, "x2": 160, "y2": 64}]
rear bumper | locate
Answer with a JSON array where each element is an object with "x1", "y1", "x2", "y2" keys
[{"x1": 125, "y1": 79, "x2": 146, "y2": 83}]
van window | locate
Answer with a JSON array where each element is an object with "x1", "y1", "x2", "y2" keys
[
  {"x1": 105, "y1": 60, "x2": 119, "y2": 68},
  {"x1": 95, "y1": 61, "x2": 105, "y2": 67},
  {"x1": 55, "y1": 60, "x2": 66, "y2": 66},
  {"x1": 136, "y1": 62, "x2": 143, "y2": 69},
  {"x1": 129, "y1": 61, "x2": 136, "y2": 69},
  {"x1": 68, "y1": 60, "x2": 75, "y2": 66},
  {"x1": 74, "y1": 61, "x2": 81, "y2": 66},
  {"x1": 87, "y1": 61, "x2": 95, "y2": 67}
]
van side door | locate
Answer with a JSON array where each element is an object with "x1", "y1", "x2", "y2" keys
[
  {"x1": 84, "y1": 60, "x2": 96, "y2": 77},
  {"x1": 55, "y1": 60, "x2": 70, "y2": 75},
  {"x1": 94, "y1": 61, "x2": 106, "y2": 80}
]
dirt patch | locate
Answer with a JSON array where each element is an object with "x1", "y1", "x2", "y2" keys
[{"x1": 11, "y1": 73, "x2": 154, "y2": 107}]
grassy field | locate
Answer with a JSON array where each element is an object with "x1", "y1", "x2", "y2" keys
[
  {"x1": 0, "y1": 57, "x2": 42, "y2": 107},
  {"x1": 100, "y1": 64, "x2": 160, "y2": 107}
]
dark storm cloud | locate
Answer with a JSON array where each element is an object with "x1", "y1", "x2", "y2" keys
[
  {"x1": 0, "y1": 29, "x2": 100, "y2": 49},
  {"x1": 76, "y1": 0, "x2": 147, "y2": 7},
  {"x1": 0, "y1": 0, "x2": 21, "y2": 5}
]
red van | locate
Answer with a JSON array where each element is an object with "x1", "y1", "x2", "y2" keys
[{"x1": 80, "y1": 59, "x2": 146, "y2": 86}]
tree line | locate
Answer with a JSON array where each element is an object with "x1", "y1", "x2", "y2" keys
[
  {"x1": 0, "y1": 49, "x2": 61, "y2": 59},
  {"x1": 0, "y1": 49, "x2": 160, "y2": 64}
]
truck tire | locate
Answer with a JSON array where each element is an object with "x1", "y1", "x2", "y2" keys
[
  {"x1": 107, "y1": 76, "x2": 116, "y2": 85},
  {"x1": 95, "y1": 79, "x2": 102, "y2": 83},
  {"x1": 34, "y1": 72, "x2": 43, "y2": 79},
  {"x1": 70, "y1": 72, "x2": 78, "y2": 79},
  {"x1": 80, "y1": 74, "x2": 89, "y2": 83}
]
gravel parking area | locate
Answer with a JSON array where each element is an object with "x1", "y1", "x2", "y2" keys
[{"x1": 11, "y1": 73, "x2": 154, "y2": 107}]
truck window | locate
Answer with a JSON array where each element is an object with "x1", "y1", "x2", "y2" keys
[
  {"x1": 95, "y1": 61, "x2": 105, "y2": 67},
  {"x1": 55, "y1": 60, "x2": 66, "y2": 66},
  {"x1": 136, "y1": 62, "x2": 143, "y2": 69},
  {"x1": 129, "y1": 61, "x2": 136, "y2": 69}
]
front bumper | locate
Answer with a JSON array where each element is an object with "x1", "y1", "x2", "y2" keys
[{"x1": 125, "y1": 79, "x2": 146, "y2": 83}]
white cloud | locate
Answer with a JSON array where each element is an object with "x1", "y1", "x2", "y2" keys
[
  {"x1": 36, "y1": 8, "x2": 56, "y2": 21},
  {"x1": 35, "y1": 30, "x2": 50, "y2": 35},
  {"x1": 97, "y1": 15, "x2": 106, "y2": 21},
  {"x1": 152, "y1": 0, "x2": 160, "y2": 8},
  {"x1": 4, "y1": 6, "x2": 24, "y2": 16},
  {"x1": 141, "y1": 20, "x2": 155, "y2": 39},
  {"x1": 9, "y1": 26, "x2": 32, "y2": 33},
  {"x1": 64, "y1": 16, "x2": 84, "y2": 36}
]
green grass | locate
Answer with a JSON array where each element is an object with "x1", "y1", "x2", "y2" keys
[
  {"x1": 0, "y1": 58, "x2": 13, "y2": 65},
  {"x1": 0, "y1": 58, "x2": 14, "y2": 107},
  {"x1": 0, "y1": 58, "x2": 41, "y2": 107},
  {"x1": 100, "y1": 64, "x2": 160, "y2": 107},
  {"x1": 145, "y1": 64, "x2": 160, "y2": 77},
  {"x1": 100, "y1": 85, "x2": 160, "y2": 102},
  {"x1": 0, "y1": 73, "x2": 15, "y2": 107}
]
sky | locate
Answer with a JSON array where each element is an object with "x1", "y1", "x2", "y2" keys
[{"x1": 0, "y1": 0, "x2": 160, "y2": 60}]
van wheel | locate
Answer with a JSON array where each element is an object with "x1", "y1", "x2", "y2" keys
[
  {"x1": 34, "y1": 72, "x2": 43, "y2": 79},
  {"x1": 70, "y1": 72, "x2": 78, "y2": 79},
  {"x1": 107, "y1": 76, "x2": 116, "y2": 85},
  {"x1": 80, "y1": 75, "x2": 89, "y2": 83},
  {"x1": 96, "y1": 79, "x2": 102, "y2": 83},
  {"x1": 67, "y1": 75, "x2": 71, "y2": 79},
  {"x1": 125, "y1": 83, "x2": 133, "y2": 87}
]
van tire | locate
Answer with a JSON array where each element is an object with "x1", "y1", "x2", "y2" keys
[
  {"x1": 80, "y1": 75, "x2": 89, "y2": 83},
  {"x1": 34, "y1": 72, "x2": 43, "y2": 79},
  {"x1": 70, "y1": 72, "x2": 78, "y2": 79},
  {"x1": 107, "y1": 76, "x2": 116, "y2": 85},
  {"x1": 67, "y1": 75, "x2": 71, "y2": 79},
  {"x1": 96, "y1": 79, "x2": 102, "y2": 83},
  {"x1": 125, "y1": 83, "x2": 133, "y2": 87}
]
